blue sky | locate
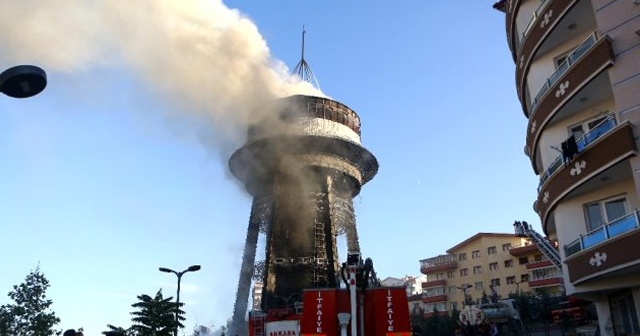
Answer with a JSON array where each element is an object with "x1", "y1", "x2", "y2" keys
[{"x1": 0, "y1": 0, "x2": 540, "y2": 334}]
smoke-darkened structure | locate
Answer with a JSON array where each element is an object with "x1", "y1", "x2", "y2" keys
[{"x1": 228, "y1": 95, "x2": 378, "y2": 333}]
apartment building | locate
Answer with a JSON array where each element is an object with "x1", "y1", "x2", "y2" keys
[
  {"x1": 494, "y1": 0, "x2": 640, "y2": 334},
  {"x1": 418, "y1": 233, "x2": 562, "y2": 315},
  {"x1": 381, "y1": 275, "x2": 427, "y2": 296}
]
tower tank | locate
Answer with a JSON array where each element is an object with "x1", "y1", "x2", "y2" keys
[{"x1": 228, "y1": 95, "x2": 378, "y2": 334}]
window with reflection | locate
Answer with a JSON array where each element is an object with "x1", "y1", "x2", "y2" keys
[{"x1": 584, "y1": 196, "x2": 627, "y2": 231}]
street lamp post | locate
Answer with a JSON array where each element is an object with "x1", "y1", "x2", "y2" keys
[
  {"x1": 457, "y1": 284, "x2": 473, "y2": 325},
  {"x1": 0, "y1": 65, "x2": 47, "y2": 98},
  {"x1": 159, "y1": 265, "x2": 201, "y2": 336},
  {"x1": 457, "y1": 284, "x2": 472, "y2": 306},
  {"x1": 515, "y1": 281, "x2": 525, "y2": 295}
]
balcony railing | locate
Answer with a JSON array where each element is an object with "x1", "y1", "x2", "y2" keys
[
  {"x1": 538, "y1": 115, "x2": 616, "y2": 191},
  {"x1": 518, "y1": 0, "x2": 552, "y2": 49},
  {"x1": 420, "y1": 254, "x2": 458, "y2": 269},
  {"x1": 565, "y1": 209, "x2": 640, "y2": 257},
  {"x1": 530, "y1": 32, "x2": 598, "y2": 112},
  {"x1": 530, "y1": 265, "x2": 562, "y2": 282}
]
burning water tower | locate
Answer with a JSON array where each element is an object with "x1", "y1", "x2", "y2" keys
[{"x1": 228, "y1": 94, "x2": 379, "y2": 322}]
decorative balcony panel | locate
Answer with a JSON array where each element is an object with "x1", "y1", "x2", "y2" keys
[
  {"x1": 527, "y1": 36, "x2": 614, "y2": 172},
  {"x1": 509, "y1": 244, "x2": 539, "y2": 256},
  {"x1": 566, "y1": 227, "x2": 640, "y2": 284},
  {"x1": 537, "y1": 122, "x2": 636, "y2": 230},
  {"x1": 516, "y1": 0, "x2": 580, "y2": 113},
  {"x1": 421, "y1": 294, "x2": 448, "y2": 304},
  {"x1": 528, "y1": 277, "x2": 563, "y2": 288},
  {"x1": 526, "y1": 260, "x2": 553, "y2": 269},
  {"x1": 421, "y1": 279, "x2": 446, "y2": 289}
]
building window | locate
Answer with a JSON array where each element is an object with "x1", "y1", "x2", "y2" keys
[
  {"x1": 568, "y1": 114, "x2": 610, "y2": 142},
  {"x1": 506, "y1": 276, "x2": 516, "y2": 285},
  {"x1": 472, "y1": 250, "x2": 481, "y2": 259},
  {"x1": 554, "y1": 51, "x2": 571, "y2": 68},
  {"x1": 447, "y1": 271, "x2": 455, "y2": 278},
  {"x1": 425, "y1": 302, "x2": 447, "y2": 313},
  {"x1": 534, "y1": 254, "x2": 544, "y2": 262},
  {"x1": 475, "y1": 282, "x2": 483, "y2": 290},
  {"x1": 460, "y1": 268, "x2": 468, "y2": 277},
  {"x1": 502, "y1": 243, "x2": 512, "y2": 251},
  {"x1": 436, "y1": 273, "x2": 444, "y2": 280},
  {"x1": 504, "y1": 259, "x2": 514, "y2": 268},
  {"x1": 521, "y1": 274, "x2": 529, "y2": 282},
  {"x1": 473, "y1": 266, "x2": 482, "y2": 274},
  {"x1": 424, "y1": 287, "x2": 445, "y2": 297},
  {"x1": 488, "y1": 246, "x2": 497, "y2": 255},
  {"x1": 489, "y1": 262, "x2": 498, "y2": 271},
  {"x1": 459, "y1": 253, "x2": 467, "y2": 261},
  {"x1": 584, "y1": 196, "x2": 627, "y2": 231},
  {"x1": 519, "y1": 257, "x2": 528, "y2": 265},
  {"x1": 449, "y1": 286, "x2": 457, "y2": 294},
  {"x1": 491, "y1": 278, "x2": 501, "y2": 287}
]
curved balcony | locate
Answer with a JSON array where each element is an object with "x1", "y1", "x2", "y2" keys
[
  {"x1": 565, "y1": 210, "x2": 640, "y2": 257},
  {"x1": 505, "y1": 0, "x2": 522, "y2": 61},
  {"x1": 527, "y1": 34, "x2": 614, "y2": 172},
  {"x1": 565, "y1": 210, "x2": 640, "y2": 284},
  {"x1": 538, "y1": 115, "x2": 616, "y2": 191},
  {"x1": 536, "y1": 122, "x2": 637, "y2": 231},
  {"x1": 515, "y1": 0, "x2": 580, "y2": 111}
]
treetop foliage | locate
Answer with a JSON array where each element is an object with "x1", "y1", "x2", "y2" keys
[{"x1": 0, "y1": 267, "x2": 61, "y2": 336}]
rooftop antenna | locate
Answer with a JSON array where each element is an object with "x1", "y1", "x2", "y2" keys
[{"x1": 292, "y1": 26, "x2": 321, "y2": 90}]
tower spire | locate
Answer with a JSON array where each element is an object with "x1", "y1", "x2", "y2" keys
[
  {"x1": 301, "y1": 26, "x2": 305, "y2": 61},
  {"x1": 292, "y1": 26, "x2": 321, "y2": 90}
]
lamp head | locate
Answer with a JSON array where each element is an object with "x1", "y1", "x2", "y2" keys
[
  {"x1": 0, "y1": 65, "x2": 47, "y2": 98},
  {"x1": 337, "y1": 312, "x2": 351, "y2": 325},
  {"x1": 159, "y1": 267, "x2": 173, "y2": 273},
  {"x1": 187, "y1": 265, "x2": 201, "y2": 272}
]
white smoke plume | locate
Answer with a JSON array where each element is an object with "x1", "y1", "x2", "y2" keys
[{"x1": 0, "y1": 0, "x2": 323, "y2": 148}]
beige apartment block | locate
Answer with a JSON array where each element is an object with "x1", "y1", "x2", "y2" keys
[
  {"x1": 494, "y1": 0, "x2": 640, "y2": 335},
  {"x1": 416, "y1": 233, "x2": 563, "y2": 316}
]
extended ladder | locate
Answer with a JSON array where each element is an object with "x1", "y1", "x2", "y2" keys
[{"x1": 514, "y1": 221, "x2": 562, "y2": 270}]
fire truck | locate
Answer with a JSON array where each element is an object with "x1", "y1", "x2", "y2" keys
[
  {"x1": 459, "y1": 299, "x2": 523, "y2": 335},
  {"x1": 247, "y1": 252, "x2": 413, "y2": 336}
]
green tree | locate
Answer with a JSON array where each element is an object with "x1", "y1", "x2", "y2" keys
[
  {"x1": 102, "y1": 324, "x2": 131, "y2": 336},
  {"x1": 413, "y1": 309, "x2": 456, "y2": 336},
  {"x1": 129, "y1": 289, "x2": 183, "y2": 336},
  {"x1": 0, "y1": 267, "x2": 60, "y2": 336}
]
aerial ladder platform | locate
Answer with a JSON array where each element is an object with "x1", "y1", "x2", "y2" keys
[{"x1": 513, "y1": 221, "x2": 562, "y2": 270}]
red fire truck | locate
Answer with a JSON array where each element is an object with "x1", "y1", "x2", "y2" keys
[{"x1": 248, "y1": 253, "x2": 413, "y2": 336}]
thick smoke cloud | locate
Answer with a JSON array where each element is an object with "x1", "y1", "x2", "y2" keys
[{"x1": 0, "y1": 0, "x2": 323, "y2": 149}]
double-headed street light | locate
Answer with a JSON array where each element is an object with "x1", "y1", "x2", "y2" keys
[
  {"x1": 159, "y1": 265, "x2": 201, "y2": 336},
  {"x1": 515, "y1": 280, "x2": 525, "y2": 296},
  {"x1": 0, "y1": 65, "x2": 47, "y2": 98},
  {"x1": 457, "y1": 284, "x2": 474, "y2": 325},
  {"x1": 457, "y1": 284, "x2": 473, "y2": 306}
]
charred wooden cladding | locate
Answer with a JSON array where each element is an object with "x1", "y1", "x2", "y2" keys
[{"x1": 228, "y1": 95, "x2": 378, "y2": 323}]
